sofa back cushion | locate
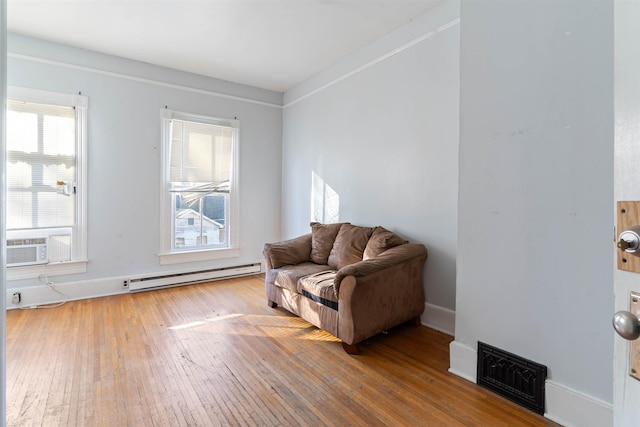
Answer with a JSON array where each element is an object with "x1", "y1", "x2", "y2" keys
[
  {"x1": 363, "y1": 226, "x2": 406, "y2": 260},
  {"x1": 328, "y1": 224, "x2": 374, "y2": 270},
  {"x1": 310, "y1": 222, "x2": 348, "y2": 265}
]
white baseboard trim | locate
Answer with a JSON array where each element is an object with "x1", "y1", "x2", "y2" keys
[
  {"x1": 421, "y1": 302, "x2": 456, "y2": 335},
  {"x1": 448, "y1": 340, "x2": 477, "y2": 382},
  {"x1": 447, "y1": 340, "x2": 613, "y2": 427},
  {"x1": 6, "y1": 265, "x2": 265, "y2": 309},
  {"x1": 545, "y1": 380, "x2": 613, "y2": 427},
  {"x1": 6, "y1": 276, "x2": 130, "y2": 309}
]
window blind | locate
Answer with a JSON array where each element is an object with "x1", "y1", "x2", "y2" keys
[
  {"x1": 169, "y1": 120, "x2": 233, "y2": 184},
  {"x1": 6, "y1": 100, "x2": 76, "y2": 230}
]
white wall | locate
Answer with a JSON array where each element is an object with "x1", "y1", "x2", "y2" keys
[
  {"x1": 454, "y1": 0, "x2": 613, "y2": 425},
  {"x1": 282, "y1": 1, "x2": 460, "y2": 314},
  {"x1": 6, "y1": 34, "x2": 283, "y2": 302}
]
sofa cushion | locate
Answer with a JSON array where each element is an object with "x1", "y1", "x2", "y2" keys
[
  {"x1": 328, "y1": 224, "x2": 374, "y2": 270},
  {"x1": 363, "y1": 226, "x2": 406, "y2": 260},
  {"x1": 267, "y1": 262, "x2": 331, "y2": 293},
  {"x1": 310, "y1": 222, "x2": 347, "y2": 265},
  {"x1": 297, "y1": 270, "x2": 339, "y2": 310}
]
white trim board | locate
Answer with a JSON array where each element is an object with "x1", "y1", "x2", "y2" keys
[
  {"x1": 283, "y1": 17, "x2": 460, "y2": 108},
  {"x1": 5, "y1": 276, "x2": 129, "y2": 310},
  {"x1": 545, "y1": 380, "x2": 612, "y2": 427},
  {"x1": 448, "y1": 340, "x2": 477, "y2": 383},
  {"x1": 5, "y1": 268, "x2": 264, "y2": 310},
  {"x1": 8, "y1": 52, "x2": 282, "y2": 109},
  {"x1": 448, "y1": 341, "x2": 613, "y2": 427},
  {"x1": 421, "y1": 302, "x2": 455, "y2": 336}
]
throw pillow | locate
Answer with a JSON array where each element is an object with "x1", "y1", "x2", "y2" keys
[
  {"x1": 328, "y1": 224, "x2": 374, "y2": 270},
  {"x1": 310, "y1": 222, "x2": 348, "y2": 265},
  {"x1": 363, "y1": 226, "x2": 406, "y2": 260}
]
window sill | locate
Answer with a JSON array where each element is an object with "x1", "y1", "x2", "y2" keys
[
  {"x1": 6, "y1": 260, "x2": 88, "y2": 281},
  {"x1": 158, "y1": 247, "x2": 240, "y2": 266}
]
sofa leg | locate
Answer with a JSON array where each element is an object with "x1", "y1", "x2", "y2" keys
[
  {"x1": 409, "y1": 316, "x2": 422, "y2": 327},
  {"x1": 267, "y1": 299, "x2": 277, "y2": 308},
  {"x1": 341, "y1": 342, "x2": 360, "y2": 355}
]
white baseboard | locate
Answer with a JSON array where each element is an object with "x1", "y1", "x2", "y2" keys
[
  {"x1": 448, "y1": 340, "x2": 477, "y2": 382},
  {"x1": 6, "y1": 276, "x2": 129, "y2": 309},
  {"x1": 545, "y1": 380, "x2": 613, "y2": 427},
  {"x1": 447, "y1": 340, "x2": 613, "y2": 427},
  {"x1": 421, "y1": 302, "x2": 456, "y2": 335},
  {"x1": 6, "y1": 264, "x2": 264, "y2": 309}
]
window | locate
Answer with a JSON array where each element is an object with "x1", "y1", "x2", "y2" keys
[
  {"x1": 6, "y1": 87, "x2": 88, "y2": 278},
  {"x1": 159, "y1": 109, "x2": 239, "y2": 265}
]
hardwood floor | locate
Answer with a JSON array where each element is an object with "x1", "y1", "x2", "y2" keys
[{"x1": 6, "y1": 274, "x2": 559, "y2": 426}]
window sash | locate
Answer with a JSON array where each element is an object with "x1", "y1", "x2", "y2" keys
[
  {"x1": 160, "y1": 109, "x2": 239, "y2": 256},
  {"x1": 172, "y1": 191, "x2": 229, "y2": 250},
  {"x1": 6, "y1": 101, "x2": 77, "y2": 230}
]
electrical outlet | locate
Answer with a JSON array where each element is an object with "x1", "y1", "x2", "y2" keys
[
  {"x1": 12, "y1": 292, "x2": 22, "y2": 304},
  {"x1": 123, "y1": 280, "x2": 129, "y2": 289}
]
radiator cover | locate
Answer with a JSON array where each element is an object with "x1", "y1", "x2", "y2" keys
[
  {"x1": 476, "y1": 341, "x2": 547, "y2": 415},
  {"x1": 127, "y1": 263, "x2": 261, "y2": 292}
]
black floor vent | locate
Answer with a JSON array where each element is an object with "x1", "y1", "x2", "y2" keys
[{"x1": 477, "y1": 342, "x2": 547, "y2": 415}]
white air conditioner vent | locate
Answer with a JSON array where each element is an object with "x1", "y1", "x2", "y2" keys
[{"x1": 7, "y1": 237, "x2": 49, "y2": 267}]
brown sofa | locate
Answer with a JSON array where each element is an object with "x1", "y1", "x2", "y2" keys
[{"x1": 263, "y1": 222, "x2": 428, "y2": 354}]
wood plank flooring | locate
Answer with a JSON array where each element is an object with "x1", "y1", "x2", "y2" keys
[{"x1": 6, "y1": 274, "x2": 559, "y2": 426}]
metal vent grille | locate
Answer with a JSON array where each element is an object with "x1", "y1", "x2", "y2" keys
[
  {"x1": 477, "y1": 341, "x2": 547, "y2": 415},
  {"x1": 49, "y1": 234, "x2": 71, "y2": 263}
]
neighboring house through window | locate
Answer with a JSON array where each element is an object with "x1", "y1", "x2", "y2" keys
[
  {"x1": 6, "y1": 87, "x2": 88, "y2": 279},
  {"x1": 159, "y1": 109, "x2": 239, "y2": 265}
]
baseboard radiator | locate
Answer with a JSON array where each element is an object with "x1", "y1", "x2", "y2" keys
[{"x1": 126, "y1": 263, "x2": 262, "y2": 292}]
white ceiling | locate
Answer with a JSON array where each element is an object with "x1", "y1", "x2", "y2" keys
[{"x1": 7, "y1": 0, "x2": 438, "y2": 93}]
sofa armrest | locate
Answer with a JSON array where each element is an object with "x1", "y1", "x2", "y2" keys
[
  {"x1": 333, "y1": 243, "x2": 427, "y2": 295},
  {"x1": 263, "y1": 233, "x2": 312, "y2": 270},
  {"x1": 334, "y1": 243, "x2": 428, "y2": 345}
]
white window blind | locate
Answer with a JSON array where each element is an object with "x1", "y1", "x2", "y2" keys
[
  {"x1": 170, "y1": 120, "x2": 233, "y2": 185},
  {"x1": 6, "y1": 100, "x2": 76, "y2": 230}
]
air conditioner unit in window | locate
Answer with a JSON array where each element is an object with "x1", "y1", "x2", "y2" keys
[{"x1": 6, "y1": 237, "x2": 48, "y2": 267}]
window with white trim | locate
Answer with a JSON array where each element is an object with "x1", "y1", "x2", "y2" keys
[
  {"x1": 6, "y1": 87, "x2": 88, "y2": 277},
  {"x1": 159, "y1": 109, "x2": 239, "y2": 264}
]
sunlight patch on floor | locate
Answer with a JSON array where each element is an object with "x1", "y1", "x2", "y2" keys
[
  {"x1": 167, "y1": 313, "x2": 244, "y2": 330},
  {"x1": 166, "y1": 312, "x2": 339, "y2": 342}
]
